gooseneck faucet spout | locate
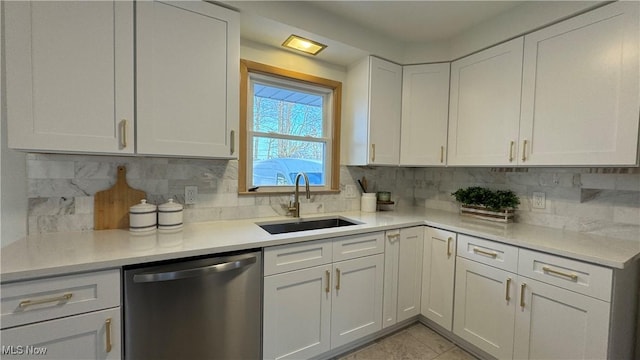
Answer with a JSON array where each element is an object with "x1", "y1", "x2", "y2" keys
[{"x1": 289, "y1": 172, "x2": 310, "y2": 217}]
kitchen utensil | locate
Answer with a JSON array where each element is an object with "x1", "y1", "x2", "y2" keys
[
  {"x1": 94, "y1": 166, "x2": 146, "y2": 230},
  {"x1": 357, "y1": 179, "x2": 367, "y2": 193}
]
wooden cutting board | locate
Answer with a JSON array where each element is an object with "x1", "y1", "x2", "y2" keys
[{"x1": 94, "y1": 166, "x2": 146, "y2": 230}]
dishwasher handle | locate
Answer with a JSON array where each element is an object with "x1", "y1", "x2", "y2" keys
[{"x1": 133, "y1": 255, "x2": 257, "y2": 283}]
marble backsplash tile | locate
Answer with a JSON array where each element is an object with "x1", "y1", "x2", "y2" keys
[{"x1": 25, "y1": 154, "x2": 640, "y2": 241}]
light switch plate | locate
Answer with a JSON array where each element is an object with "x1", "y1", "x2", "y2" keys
[
  {"x1": 532, "y1": 192, "x2": 545, "y2": 209},
  {"x1": 344, "y1": 185, "x2": 357, "y2": 199},
  {"x1": 185, "y1": 186, "x2": 198, "y2": 204}
]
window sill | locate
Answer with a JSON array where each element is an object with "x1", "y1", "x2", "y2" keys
[{"x1": 238, "y1": 189, "x2": 341, "y2": 196}]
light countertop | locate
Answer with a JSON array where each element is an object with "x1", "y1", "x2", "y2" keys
[{"x1": 2, "y1": 208, "x2": 639, "y2": 283}]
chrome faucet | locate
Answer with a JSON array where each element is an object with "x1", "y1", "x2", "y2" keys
[{"x1": 288, "y1": 172, "x2": 310, "y2": 217}]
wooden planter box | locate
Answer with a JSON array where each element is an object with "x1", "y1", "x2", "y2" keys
[{"x1": 460, "y1": 205, "x2": 515, "y2": 223}]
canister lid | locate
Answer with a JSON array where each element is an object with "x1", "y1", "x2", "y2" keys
[
  {"x1": 129, "y1": 199, "x2": 157, "y2": 214},
  {"x1": 158, "y1": 198, "x2": 183, "y2": 212}
]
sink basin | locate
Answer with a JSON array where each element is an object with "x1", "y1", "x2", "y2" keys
[{"x1": 257, "y1": 216, "x2": 359, "y2": 235}]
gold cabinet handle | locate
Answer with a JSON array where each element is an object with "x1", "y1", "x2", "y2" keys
[
  {"x1": 120, "y1": 119, "x2": 128, "y2": 149},
  {"x1": 520, "y1": 283, "x2": 526, "y2": 308},
  {"x1": 542, "y1": 266, "x2": 578, "y2": 282},
  {"x1": 521, "y1": 139, "x2": 527, "y2": 162},
  {"x1": 505, "y1": 278, "x2": 512, "y2": 302},
  {"x1": 105, "y1": 318, "x2": 113, "y2": 353},
  {"x1": 440, "y1": 146, "x2": 444, "y2": 163},
  {"x1": 387, "y1": 233, "x2": 400, "y2": 242},
  {"x1": 325, "y1": 270, "x2": 331, "y2": 293},
  {"x1": 509, "y1": 141, "x2": 515, "y2": 162},
  {"x1": 335, "y1": 268, "x2": 341, "y2": 290},
  {"x1": 473, "y1": 247, "x2": 498, "y2": 259},
  {"x1": 446, "y1": 237, "x2": 453, "y2": 257},
  {"x1": 371, "y1": 144, "x2": 376, "y2": 162},
  {"x1": 19, "y1": 292, "x2": 72, "y2": 308},
  {"x1": 230, "y1": 130, "x2": 235, "y2": 155}
]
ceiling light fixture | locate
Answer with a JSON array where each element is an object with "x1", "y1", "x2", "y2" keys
[{"x1": 282, "y1": 35, "x2": 327, "y2": 55}]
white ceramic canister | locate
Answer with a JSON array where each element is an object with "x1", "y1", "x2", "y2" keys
[
  {"x1": 361, "y1": 193, "x2": 377, "y2": 212},
  {"x1": 129, "y1": 199, "x2": 157, "y2": 232},
  {"x1": 158, "y1": 198, "x2": 183, "y2": 230}
]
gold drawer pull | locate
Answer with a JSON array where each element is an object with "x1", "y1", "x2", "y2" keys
[
  {"x1": 105, "y1": 318, "x2": 113, "y2": 353},
  {"x1": 387, "y1": 233, "x2": 400, "y2": 242},
  {"x1": 473, "y1": 247, "x2": 498, "y2": 259},
  {"x1": 520, "y1": 283, "x2": 526, "y2": 308},
  {"x1": 505, "y1": 278, "x2": 512, "y2": 302},
  {"x1": 325, "y1": 270, "x2": 331, "y2": 294},
  {"x1": 19, "y1": 293, "x2": 72, "y2": 308},
  {"x1": 335, "y1": 268, "x2": 341, "y2": 290},
  {"x1": 542, "y1": 266, "x2": 578, "y2": 282},
  {"x1": 371, "y1": 144, "x2": 376, "y2": 162},
  {"x1": 120, "y1": 119, "x2": 128, "y2": 149},
  {"x1": 508, "y1": 141, "x2": 515, "y2": 162},
  {"x1": 446, "y1": 237, "x2": 453, "y2": 257},
  {"x1": 440, "y1": 146, "x2": 444, "y2": 163},
  {"x1": 521, "y1": 139, "x2": 527, "y2": 162},
  {"x1": 230, "y1": 130, "x2": 235, "y2": 155}
]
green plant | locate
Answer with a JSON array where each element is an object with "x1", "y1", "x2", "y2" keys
[{"x1": 451, "y1": 187, "x2": 520, "y2": 211}]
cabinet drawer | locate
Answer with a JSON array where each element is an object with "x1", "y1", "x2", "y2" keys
[
  {"x1": 457, "y1": 235, "x2": 518, "y2": 272},
  {"x1": 264, "y1": 239, "x2": 333, "y2": 276},
  {"x1": 333, "y1": 232, "x2": 385, "y2": 262},
  {"x1": 518, "y1": 249, "x2": 612, "y2": 301},
  {"x1": 1, "y1": 269, "x2": 120, "y2": 329}
]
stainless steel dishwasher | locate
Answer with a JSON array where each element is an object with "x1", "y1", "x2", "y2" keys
[{"x1": 123, "y1": 250, "x2": 262, "y2": 359}]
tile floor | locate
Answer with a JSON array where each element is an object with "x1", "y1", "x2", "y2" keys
[{"x1": 337, "y1": 323, "x2": 479, "y2": 360}]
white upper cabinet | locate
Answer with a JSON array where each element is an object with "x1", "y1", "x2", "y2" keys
[
  {"x1": 400, "y1": 63, "x2": 450, "y2": 166},
  {"x1": 343, "y1": 56, "x2": 402, "y2": 166},
  {"x1": 519, "y1": 2, "x2": 640, "y2": 166},
  {"x1": 448, "y1": 38, "x2": 524, "y2": 166},
  {"x1": 5, "y1": 1, "x2": 134, "y2": 154},
  {"x1": 136, "y1": 1, "x2": 239, "y2": 158}
]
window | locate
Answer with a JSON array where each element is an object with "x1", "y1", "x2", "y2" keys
[{"x1": 239, "y1": 60, "x2": 341, "y2": 193}]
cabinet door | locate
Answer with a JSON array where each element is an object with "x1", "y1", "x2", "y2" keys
[
  {"x1": 454, "y1": 257, "x2": 516, "y2": 359},
  {"x1": 520, "y1": 2, "x2": 639, "y2": 166},
  {"x1": 263, "y1": 265, "x2": 332, "y2": 360},
  {"x1": 5, "y1": 1, "x2": 134, "y2": 154},
  {"x1": 400, "y1": 63, "x2": 450, "y2": 166},
  {"x1": 421, "y1": 227, "x2": 456, "y2": 331},
  {"x1": 382, "y1": 230, "x2": 400, "y2": 329},
  {"x1": 368, "y1": 57, "x2": 402, "y2": 165},
  {"x1": 448, "y1": 38, "x2": 523, "y2": 166},
  {"x1": 513, "y1": 277, "x2": 610, "y2": 360},
  {"x1": 136, "y1": 1, "x2": 239, "y2": 158},
  {"x1": 331, "y1": 254, "x2": 384, "y2": 348},
  {"x1": 397, "y1": 227, "x2": 423, "y2": 322},
  {"x1": 1, "y1": 307, "x2": 121, "y2": 360}
]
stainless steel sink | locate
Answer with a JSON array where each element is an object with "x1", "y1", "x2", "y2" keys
[{"x1": 257, "y1": 216, "x2": 360, "y2": 235}]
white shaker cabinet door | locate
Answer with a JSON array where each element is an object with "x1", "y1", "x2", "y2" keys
[
  {"x1": 396, "y1": 227, "x2": 424, "y2": 322},
  {"x1": 136, "y1": 1, "x2": 239, "y2": 158},
  {"x1": 513, "y1": 277, "x2": 610, "y2": 360},
  {"x1": 421, "y1": 227, "x2": 456, "y2": 331},
  {"x1": 453, "y1": 257, "x2": 516, "y2": 359},
  {"x1": 400, "y1": 63, "x2": 450, "y2": 166},
  {"x1": 263, "y1": 265, "x2": 332, "y2": 360},
  {"x1": 368, "y1": 57, "x2": 403, "y2": 165},
  {"x1": 519, "y1": 2, "x2": 640, "y2": 166},
  {"x1": 1, "y1": 308, "x2": 121, "y2": 360},
  {"x1": 448, "y1": 38, "x2": 523, "y2": 166},
  {"x1": 382, "y1": 230, "x2": 400, "y2": 329},
  {"x1": 5, "y1": 1, "x2": 134, "y2": 154},
  {"x1": 331, "y1": 254, "x2": 384, "y2": 348}
]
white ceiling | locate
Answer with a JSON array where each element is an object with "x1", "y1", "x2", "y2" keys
[{"x1": 303, "y1": 1, "x2": 522, "y2": 43}]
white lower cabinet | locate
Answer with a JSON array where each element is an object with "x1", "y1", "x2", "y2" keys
[
  {"x1": 263, "y1": 232, "x2": 385, "y2": 360},
  {"x1": 0, "y1": 269, "x2": 122, "y2": 360},
  {"x1": 382, "y1": 227, "x2": 424, "y2": 329},
  {"x1": 513, "y1": 277, "x2": 609, "y2": 360},
  {"x1": 421, "y1": 227, "x2": 456, "y2": 331},
  {"x1": 453, "y1": 234, "x2": 632, "y2": 360},
  {"x1": 454, "y1": 256, "x2": 517, "y2": 359},
  {"x1": 1, "y1": 308, "x2": 121, "y2": 360}
]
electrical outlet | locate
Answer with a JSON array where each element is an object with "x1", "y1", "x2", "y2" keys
[
  {"x1": 532, "y1": 191, "x2": 546, "y2": 209},
  {"x1": 344, "y1": 185, "x2": 357, "y2": 199},
  {"x1": 185, "y1": 186, "x2": 198, "y2": 205}
]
